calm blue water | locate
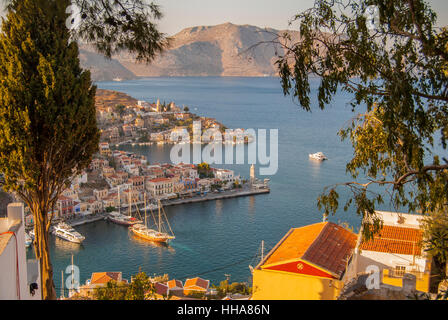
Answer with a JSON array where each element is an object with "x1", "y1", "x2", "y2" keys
[{"x1": 45, "y1": 77, "x2": 397, "y2": 292}]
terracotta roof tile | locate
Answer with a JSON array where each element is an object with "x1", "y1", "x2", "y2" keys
[
  {"x1": 90, "y1": 272, "x2": 121, "y2": 285},
  {"x1": 262, "y1": 222, "x2": 357, "y2": 278},
  {"x1": 359, "y1": 225, "x2": 423, "y2": 255},
  {"x1": 184, "y1": 277, "x2": 209, "y2": 290}
]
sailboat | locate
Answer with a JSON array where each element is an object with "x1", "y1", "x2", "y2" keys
[
  {"x1": 130, "y1": 195, "x2": 175, "y2": 244},
  {"x1": 249, "y1": 240, "x2": 265, "y2": 274},
  {"x1": 108, "y1": 186, "x2": 143, "y2": 226}
]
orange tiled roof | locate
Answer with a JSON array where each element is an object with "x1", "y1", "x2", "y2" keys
[
  {"x1": 167, "y1": 279, "x2": 183, "y2": 289},
  {"x1": 90, "y1": 272, "x2": 121, "y2": 285},
  {"x1": 184, "y1": 277, "x2": 209, "y2": 290},
  {"x1": 262, "y1": 222, "x2": 357, "y2": 278},
  {"x1": 359, "y1": 225, "x2": 423, "y2": 255}
]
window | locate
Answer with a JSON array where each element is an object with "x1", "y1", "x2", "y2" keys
[{"x1": 395, "y1": 265, "x2": 406, "y2": 277}]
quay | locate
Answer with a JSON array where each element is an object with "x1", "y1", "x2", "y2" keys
[{"x1": 162, "y1": 187, "x2": 270, "y2": 207}]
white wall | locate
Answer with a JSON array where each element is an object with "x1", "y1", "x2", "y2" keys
[{"x1": 0, "y1": 203, "x2": 41, "y2": 300}]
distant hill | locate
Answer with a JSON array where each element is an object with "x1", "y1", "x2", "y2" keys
[
  {"x1": 79, "y1": 49, "x2": 136, "y2": 82},
  {"x1": 80, "y1": 23, "x2": 299, "y2": 80}
]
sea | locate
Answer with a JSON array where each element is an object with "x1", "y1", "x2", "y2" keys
[{"x1": 39, "y1": 76, "x2": 400, "y2": 293}]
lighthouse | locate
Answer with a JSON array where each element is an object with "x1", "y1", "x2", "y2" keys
[{"x1": 250, "y1": 164, "x2": 256, "y2": 184}]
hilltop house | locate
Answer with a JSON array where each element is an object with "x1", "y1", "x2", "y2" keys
[
  {"x1": 345, "y1": 211, "x2": 432, "y2": 293},
  {"x1": 252, "y1": 222, "x2": 357, "y2": 300}
]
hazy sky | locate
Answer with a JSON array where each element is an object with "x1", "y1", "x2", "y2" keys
[
  {"x1": 0, "y1": 0, "x2": 447, "y2": 35},
  {"x1": 157, "y1": 0, "x2": 448, "y2": 35}
]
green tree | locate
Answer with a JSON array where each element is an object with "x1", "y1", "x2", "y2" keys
[
  {"x1": 94, "y1": 280, "x2": 128, "y2": 300},
  {"x1": 0, "y1": 0, "x2": 99, "y2": 300},
  {"x1": 422, "y1": 209, "x2": 448, "y2": 279},
  {"x1": 125, "y1": 271, "x2": 154, "y2": 300},
  {"x1": 275, "y1": 0, "x2": 448, "y2": 239},
  {"x1": 184, "y1": 106, "x2": 190, "y2": 112},
  {"x1": 0, "y1": 0, "x2": 168, "y2": 300}
]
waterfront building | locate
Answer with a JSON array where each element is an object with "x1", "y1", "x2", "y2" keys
[
  {"x1": 128, "y1": 176, "x2": 145, "y2": 191},
  {"x1": 252, "y1": 222, "x2": 357, "y2": 300},
  {"x1": 0, "y1": 203, "x2": 41, "y2": 300},
  {"x1": 57, "y1": 195, "x2": 75, "y2": 218},
  {"x1": 214, "y1": 169, "x2": 235, "y2": 182},
  {"x1": 146, "y1": 178, "x2": 175, "y2": 198},
  {"x1": 345, "y1": 211, "x2": 431, "y2": 293}
]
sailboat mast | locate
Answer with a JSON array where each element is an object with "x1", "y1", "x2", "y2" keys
[
  {"x1": 118, "y1": 186, "x2": 120, "y2": 215},
  {"x1": 158, "y1": 199, "x2": 161, "y2": 232},
  {"x1": 261, "y1": 240, "x2": 264, "y2": 262},
  {"x1": 61, "y1": 271, "x2": 64, "y2": 299},
  {"x1": 144, "y1": 193, "x2": 147, "y2": 226},
  {"x1": 128, "y1": 189, "x2": 131, "y2": 217}
]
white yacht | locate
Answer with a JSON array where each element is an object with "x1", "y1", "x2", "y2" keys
[
  {"x1": 52, "y1": 222, "x2": 85, "y2": 244},
  {"x1": 309, "y1": 152, "x2": 328, "y2": 161}
]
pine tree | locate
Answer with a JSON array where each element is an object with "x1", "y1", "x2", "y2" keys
[{"x1": 0, "y1": 0, "x2": 99, "y2": 299}]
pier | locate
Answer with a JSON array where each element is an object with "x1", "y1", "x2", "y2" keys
[{"x1": 162, "y1": 187, "x2": 270, "y2": 207}]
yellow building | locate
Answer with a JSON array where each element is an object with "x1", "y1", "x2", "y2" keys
[{"x1": 252, "y1": 222, "x2": 357, "y2": 300}]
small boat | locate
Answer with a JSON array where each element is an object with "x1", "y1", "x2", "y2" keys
[
  {"x1": 25, "y1": 232, "x2": 32, "y2": 248},
  {"x1": 52, "y1": 222, "x2": 85, "y2": 244},
  {"x1": 107, "y1": 186, "x2": 143, "y2": 226},
  {"x1": 309, "y1": 152, "x2": 328, "y2": 161},
  {"x1": 113, "y1": 77, "x2": 123, "y2": 82},
  {"x1": 130, "y1": 197, "x2": 175, "y2": 244},
  {"x1": 108, "y1": 211, "x2": 142, "y2": 226}
]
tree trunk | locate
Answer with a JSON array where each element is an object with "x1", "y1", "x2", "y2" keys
[{"x1": 33, "y1": 205, "x2": 57, "y2": 300}]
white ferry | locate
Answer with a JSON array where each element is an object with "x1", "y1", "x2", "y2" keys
[
  {"x1": 52, "y1": 222, "x2": 85, "y2": 244},
  {"x1": 309, "y1": 152, "x2": 328, "y2": 161}
]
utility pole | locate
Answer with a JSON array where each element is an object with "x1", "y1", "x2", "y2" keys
[{"x1": 224, "y1": 274, "x2": 231, "y2": 297}]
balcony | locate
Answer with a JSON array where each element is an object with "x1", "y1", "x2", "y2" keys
[{"x1": 382, "y1": 269, "x2": 430, "y2": 292}]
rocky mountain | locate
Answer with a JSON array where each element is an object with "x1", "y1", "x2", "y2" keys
[
  {"x1": 79, "y1": 48, "x2": 136, "y2": 82},
  {"x1": 80, "y1": 23, "x2": 299, "y2": 80}
]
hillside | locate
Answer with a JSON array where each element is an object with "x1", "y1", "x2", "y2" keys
[{"x1": 80, "y1": 23, "x2": 299, "y2": 79}]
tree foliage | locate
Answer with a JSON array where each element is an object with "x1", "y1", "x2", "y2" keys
[
  {"x1": 276, "y1": 0, "x2": 448, "y2": 239},
  {"x1": 0, "y1": 0, "x2": 99, "y2": 299}
]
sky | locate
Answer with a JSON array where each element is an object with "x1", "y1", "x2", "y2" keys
[
  {"x1": 155, "y1": 0, "x2": 448, "y2": 35},
  {"x1": 0, "y1": 0, "x2": 447, "y2": 35}
]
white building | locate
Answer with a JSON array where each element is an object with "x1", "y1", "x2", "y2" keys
[
  {"x1": 0, "y1": 203, "x2": 41, "y2": 300},
  {"x1": 346, "y1": 211, "x2": 431, "y2": 292},
  {"x1": 214, "y1": 169, "x2": 234, "y2": 182}
]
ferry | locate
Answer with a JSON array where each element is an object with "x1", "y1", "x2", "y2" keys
[
  {"x1": 130, "y1": 198, "x2": 175, "y2": 244},
  {"x1": 309, "y1": 152, "x2": 328, "y2": 161},
  {"x1": 52, "y1": 222, "x2": 85, "y2": 244}
]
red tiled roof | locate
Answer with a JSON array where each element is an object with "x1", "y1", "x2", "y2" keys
[
  {"x1": 261, "y1": 222, "x2": 357, "y2": 278},
  {"x1": 154, "y1": 282, "x2": 169, "y2": 296},
  {"x1": 359, "y1": 225, "x2": 423, "y2": 255}
]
